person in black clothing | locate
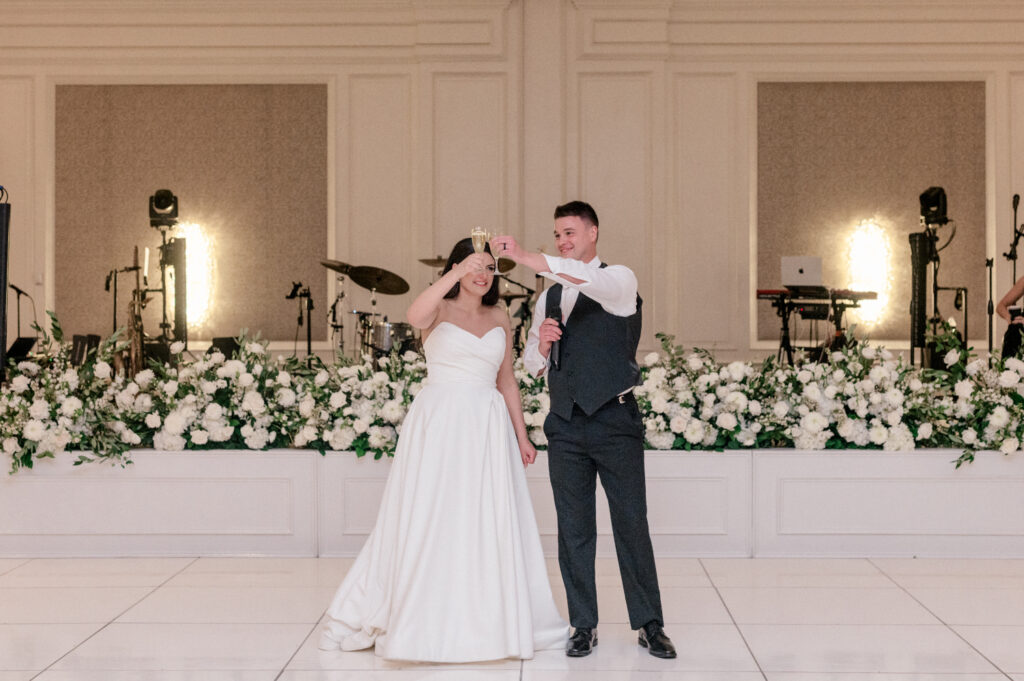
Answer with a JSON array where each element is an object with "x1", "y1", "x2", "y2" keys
[
  {"x1": 491, "y1": 201, "x2": 675, "y2": 660},
  {"x1": 997, "y1": 275, "x2": 1024, "y2": 358}
]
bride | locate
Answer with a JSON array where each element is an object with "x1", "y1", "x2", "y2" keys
[{"x1": 319, "y1": 237, "x2": 568, "y2": 662}]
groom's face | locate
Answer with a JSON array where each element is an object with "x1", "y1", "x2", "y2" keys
[{"x1": 553, "y1": 215, "x2": 598, "y2": 262}]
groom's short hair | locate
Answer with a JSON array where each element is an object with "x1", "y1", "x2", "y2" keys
[{"x1": 554, "y1": 200, "x2": 599, "y2": 228}]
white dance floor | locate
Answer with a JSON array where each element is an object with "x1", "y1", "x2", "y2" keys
[{"x1": 1, "y1": 557, "x2": 1023, "y2": 679}]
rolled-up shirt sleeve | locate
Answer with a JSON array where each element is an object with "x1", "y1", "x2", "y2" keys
[
  {"x1": 523, "y1": 289, "x2": 550, "y2": 377},
  {"x1": 541, "y1": 254, "x2": 638, "y2": 317}
]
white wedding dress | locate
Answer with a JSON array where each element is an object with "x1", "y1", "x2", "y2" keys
[{"x1": 319, "y1": 321, "x2": 568, "y2": 662}]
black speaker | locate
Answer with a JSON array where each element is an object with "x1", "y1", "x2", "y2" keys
[
  {"x1": 0, "y1": 201, "x2": 10, "y2": 379},
  {"x1": 208, "y1": 337, "x2": 240, "y2": 358},
  {"x1": 909, "y1": 232, "x2": 930, "y2": 349}
]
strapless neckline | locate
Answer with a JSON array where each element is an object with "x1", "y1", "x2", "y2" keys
[{"x1": 433, "y1": 320, "x2": 504, "y2": 342}]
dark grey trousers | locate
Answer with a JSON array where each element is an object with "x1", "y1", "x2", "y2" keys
[{"x1": 544, "y1": 394, "x2": 664, "y2": 630}]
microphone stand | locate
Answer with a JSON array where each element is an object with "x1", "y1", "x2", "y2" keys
[
  {"x1": 987, "y1": 257, "x2": 995, "y2": 361},
  {"x1": 1005, "y1": 195, "x2": 1022, "y2": 282}
]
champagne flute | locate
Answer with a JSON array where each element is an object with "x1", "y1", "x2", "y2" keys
[{"x1": 470, "y1": 226, "x2": 492, "y2": 253}]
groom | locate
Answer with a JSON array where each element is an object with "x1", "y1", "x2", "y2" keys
[{"x1": 492, "y1": 201, "x2": 675, "y2": 659}]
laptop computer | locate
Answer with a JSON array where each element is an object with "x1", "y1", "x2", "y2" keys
[{"x1": 781, "y1": 256, "x2": 828, "y2": 300}]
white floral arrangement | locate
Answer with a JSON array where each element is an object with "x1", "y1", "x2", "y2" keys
[{"x1": 0, "y1": 317, "x2": 1018, "y2": 474}]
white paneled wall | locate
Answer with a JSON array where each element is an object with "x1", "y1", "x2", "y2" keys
[{"x1": 4, "y1": 1, "x2": 1024, "y2": 358}]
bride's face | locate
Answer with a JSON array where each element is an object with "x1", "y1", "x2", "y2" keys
[{"x1": 459, "y1": 253, "x2": 496, "y2": 297}]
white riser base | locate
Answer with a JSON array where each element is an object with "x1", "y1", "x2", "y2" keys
[{"x1": 2, "y1": 449, "x2": 1020, "y2": 558}]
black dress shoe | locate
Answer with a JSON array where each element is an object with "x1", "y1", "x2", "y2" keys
[
  {"x1": 638, "y1": 621, "x2": 676, "y2": 659},
  {"x1": 566, "y1": 627, "x2": 597, "y2": 657}
]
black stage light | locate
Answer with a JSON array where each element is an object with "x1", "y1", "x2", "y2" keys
[
  {"x1": 149, "y1": 189, "x2": 178, "y2": 228},
  {"x1": 920, "y1": 186, "x2": 948, "y2": 225}
]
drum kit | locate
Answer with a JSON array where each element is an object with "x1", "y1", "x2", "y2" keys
[{"x1": 322, "y1": 251, "x2": 536, "y2": 361}]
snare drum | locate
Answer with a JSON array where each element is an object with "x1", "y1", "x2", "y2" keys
[
  {"x1": 369, "y1": 320, "x2": 395, "y2": 352},
  {"x1": 368, "y1": 321, "x2": 419, "y2": 354}
]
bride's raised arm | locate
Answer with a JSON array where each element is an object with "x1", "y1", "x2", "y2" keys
[{"x1": 406, "y1": 252, "x2": 492, "y2": 329}]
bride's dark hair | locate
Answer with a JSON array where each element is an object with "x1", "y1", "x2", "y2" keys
[{"x1": 442, "y1": 237, "x2": 500, "y2": 306}]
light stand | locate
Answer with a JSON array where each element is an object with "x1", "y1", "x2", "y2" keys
[
  {"x1": 987, "y1": 257, "x2": 995, "y2": 360},
  {"x1": 328, "y1": 275, "x2": 347, "y2": 359},
  {"x1": 1006, "y1": 194, "x2": 1022, "y2": 282},
  {"x1": 146, "y1": 190, "x2": 187, "y2": 349}
]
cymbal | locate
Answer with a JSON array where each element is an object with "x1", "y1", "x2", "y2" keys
[
  {"x1": 420, "y1": 255, "x2": 515, "y2": 272},
  {"x1": 348, "y1": 265, "x2": 410, "y2": 295},
  {"x1": 320, "y1": 259, "x2": 351, "y2": 274}
]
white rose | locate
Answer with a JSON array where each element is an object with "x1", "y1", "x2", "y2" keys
[
  {"x1": 163, "y1": 380, "x2": 179, "y2": 397},
  {"x1": 241, "y1": 391, "x2": 266, "y2": 415},
  {"x1": 989, "y1": 406, "x2": 1011, "y2": 429},
  {"x1": 772, "y1": 401, "x2": 789, "y2": 419},
  {"x1": 169, "y1": 341, "x2": 185, "y2": 355},
  {"x1": 943, "y1": 349, "x2": 960, "y2": 367},
  {"x1": 954, "y1": 379, "x2": 974, "y2": 400},
  {"x1": 861, "y1": 346, "x2": 877, "y2": 359},
  {"x1": 1000, "y1": 437, "x2": 1020, "y2": 454},
  {"x1": 276, "y1": 388, "x2": 297, "y2": 407},
  {"x1": 999, "y1": 370, "x2": 1020, "y2": 388},
  {"x1": 59, "y1": 396, "x2": 83, "y2": 418},
  {"x1": 23, "y1": 420, "x2": 46, "y2": 441},
  {"x1": 94, "y1": 361, "x2": 112, "y2": 380},
  {"x1": 190, "y1": 429, "x2": 209, "y2": 446},
  {"x1": 145, "y1": 412, "x2": 162, "y2": 429},
  {"x1": 962, "y1": 428, "x2": 977, "y2": 445},
  {"x1": 246, "y1": 342, "x2": 264, "y2": 355},
  {"x1": 965, "y1": 359, "x2": 985, "y2": 376},
  {"x1": 869, "y1": 423, "x2": 888, "y2": 445},
  {"x1": 916, "y1": 422, "x2": 933, "y2": 440},
  {"x1": 277, "y1": 371, "x2": 292, "y2": 387},
  {"x1": 643, "y1": 352, "x2": 660, "y2": 367},
  {"x1": 715, "y1": 412, "x2": 738, "y2": 431},
  {"x1": 647, "y1": 431, "x2": 675, "y2": 449},
  {"x1": 239, "y1": 373, "x2": 255, "y2": 388},
  {"x1": 29, "y1": 399, "x2": 50, "y2": 420},
  {"x1": 683, "y1": 419, "x2": 705, "y2": 445}
]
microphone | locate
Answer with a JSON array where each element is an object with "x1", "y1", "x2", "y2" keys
[
  {"x1": 547, "y1": 305, "x2": 563, "y2": 371},
  {"x1": 286, "y1": 282, "x2": 302, "y2": 299},
  {"x1": 955, "y1": 289, "x2": 964, "y2": 311},
  {"x1": 104, "y1": 271, "x2": 112, "y2": 292},
  {"x1": 8, "y1": 283, "x2": 27, "y2": 297},
  {"x1": 1015, "y1": 194, "x2": 1020, "y2": 211}
]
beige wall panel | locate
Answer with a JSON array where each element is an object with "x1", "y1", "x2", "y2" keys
[
  {"x1": 756, "y1": 81, "x2": 986, "y2": 346},
  {"x1": 345, "y1": 74, "x2": 415, "y2": 330},
  {"x1": 673, "y1": 74, "x2": 737, "y2": 350},
  {"x1": 0, "y1": 78, "x2": 36, "y2": 344},
  {"x1": 431, "y1": 74, "x2": 508, "y2": 257},
  {"x1": 54, "y1": 84, "x2": 328, "y2": 343},
  {"x1": 576, "y1": 73, "x2": 652, "y2": 346},
  {"x1": 1007, "y1": 74, "x2": 1024, "y2": 315}
]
